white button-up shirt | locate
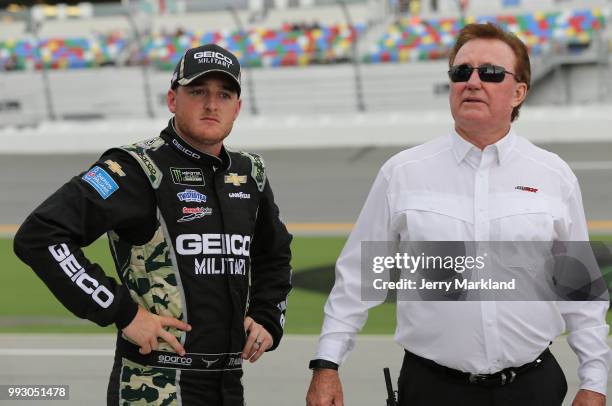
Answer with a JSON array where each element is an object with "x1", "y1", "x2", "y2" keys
[{"x1": 316, "y1": 129, "x2": 610, "y2": 394}]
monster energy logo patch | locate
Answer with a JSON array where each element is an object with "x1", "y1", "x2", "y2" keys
[{"x1": 170, "y1": 167, "x2": 205, "y2": 186}]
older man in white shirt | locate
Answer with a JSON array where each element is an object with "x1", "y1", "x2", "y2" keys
[{"x1": 306, "y1": 23, "x2": 609, "y2": 406}]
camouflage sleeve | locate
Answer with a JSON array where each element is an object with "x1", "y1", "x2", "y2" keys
[
  {"x1": 13, "y1": 150, "x2": 156, "y2": 328},
  {"x1": 247, "y1": 178, "x2": 292, "y2": 351}
]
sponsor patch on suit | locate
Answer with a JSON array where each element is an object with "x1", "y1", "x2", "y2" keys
[
  {"x1": 171, "y1": 167, "x2": 205, "y2": 186},
  {"x1": 82, "y1": 166, "x2": 119, "y2": 199}
]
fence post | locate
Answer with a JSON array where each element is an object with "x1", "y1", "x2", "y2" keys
[
  {"x1": 338, "y1": 0, "x2": 366, "y2": 112},
  {"x1": 27, "y1": 15, "x2": 56, "y2": 121},
  {"x1": 228, "y1": 6, "x2": 259, "y2": 115},
  {"x1": 124, "y1": 7, "x2": 156, "y2": 118}
]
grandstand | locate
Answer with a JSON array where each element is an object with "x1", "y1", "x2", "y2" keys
[
  {"x1": 0, "y1": 0, "x2": 610, "y2": 128},
  {"x1": 367, "y1": 9, "x2": 606, "y2": 62}
]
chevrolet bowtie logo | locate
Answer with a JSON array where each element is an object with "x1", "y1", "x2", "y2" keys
[
  {"x1": 105, "y1": 160, "x2": 125, "y2": 177},
  {"x1": 224, "y1": 173, "x2": 247, "y2": 186}
]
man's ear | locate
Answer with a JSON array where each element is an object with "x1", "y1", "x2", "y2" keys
[
  {"x1": 167, "y1": 88, "x2": 177, "y2": 113},
  {"x1": 233, "y1": 98, "x2": 242, "y2": 120},
  {"x1": 511, "y1": 82, "x2": 528, "y2": 108}
]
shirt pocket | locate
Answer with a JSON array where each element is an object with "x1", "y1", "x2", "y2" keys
[
  {"x1": 390, "y1": 192, "x2": 473, "y2": 240},
  {"x1": 489, "y1": 194, "x2": 561, "y2": 241}
]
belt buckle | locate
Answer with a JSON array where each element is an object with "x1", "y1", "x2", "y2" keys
[
  {"x1": 468, "y1": 373, "x2": 486, "y2": 384},
  {"x1": 500, "y1": 369, "x2": 517, "y2": 386}
]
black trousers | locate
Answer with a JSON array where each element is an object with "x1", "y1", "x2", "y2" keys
[
  {"x1": 397, "y1": 350, "x2": 567, "y2": 406},
  {"x1": 106, "y1": 352, "x2": 244, "y2": 405}
]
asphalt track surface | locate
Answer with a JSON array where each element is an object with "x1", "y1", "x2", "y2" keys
[
  {"x1": 0, "y1": 142, "x2": 611, "y2": 229},
  {"x1": 0, "y1": 335, "x2": 610, "y2": 406},
  {"x1": 0, "y1": 144, "x2": 610, "y2": 405}
]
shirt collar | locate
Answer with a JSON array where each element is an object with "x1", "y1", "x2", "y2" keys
[
  {"x1": 450, "y1": 129, "x2": 474, "y2": 164},
  {"x1": 494, "y1": 128, "x2": 516, "y2": 165},
  {"x1": 450, "y1": 128, "x2": 516, "y2": 166},
  {"x1": 160, "y1": 118, "x2": 231, "y2": 170}
]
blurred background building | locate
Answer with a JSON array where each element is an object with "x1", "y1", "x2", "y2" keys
[{"x1": 0, "y1": 0, "x2": 610, "y2": 126}]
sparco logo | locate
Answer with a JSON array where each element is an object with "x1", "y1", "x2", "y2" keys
[
  {"x1": 158, "y1": 354, "x2": 193, "y2": 365},
  {"x1": 48, "y1": 244, "x2": 114, "y2": 308},
  {"x1": 172, "y1": 139, "x2": 201, "y2": 159},
  {"x1": 135, "y1": 150, "x2": 157, "y2": 176},
  {"x1": 176, "y1": 234, "x2": 251, "y2": 256},
  {"x1": 193, "y1": 51, "x2": 233, "y2": 66}
]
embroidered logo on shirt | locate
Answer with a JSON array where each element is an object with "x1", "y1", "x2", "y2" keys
[
  {"x1": 170, "y1": 167, "x2": 205, "y2": 186},
  {"x1": 228, "y1": 192, "x2": 251, "y2": 200},
  {"x1": 82, "y1": 166, "x2": 119, "y2": 199},
  {"x1": 178, "y1": 207, "x2": 213, "y2": 223},
  {"x1": 515, "y1": 186, "x2": 538, "y2": 193},
  {"x1": 224, "y1": 173, "x2": 247, "y2": 186},
  {"x1": 201, "y1": 358, "x2": 220, "y2": 368},
  {"x1": 104, "y1": 160, "x2": 126, "y2": 177},
  {"x1": 177, "y1": 189, "x2": 207, "y2": 203}
]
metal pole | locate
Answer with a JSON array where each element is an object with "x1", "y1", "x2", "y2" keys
[
  {"x1": 228, "y1": 6, "x2": 258, "y2": 115},
  {"x1": 124, "y1": 7, "x2": 156, "y2": 118},
  {"x1": 29, "y1": 17, "x2": 56, "y2": 121},
  {"x1": 338, "y1": 0, "x2": 366, "y2": 112}
]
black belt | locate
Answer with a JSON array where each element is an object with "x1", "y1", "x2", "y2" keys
[
  {"x1": 404, "y1": 348, "x2": 550, "y2": 387},
  {"x1": 117, "y1": 336, "x2": 243, "y2": 372}
]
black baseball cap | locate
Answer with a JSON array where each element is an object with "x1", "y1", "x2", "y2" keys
[{"x1": 171, "y1": 44, "x2": 241, "y2": 96}]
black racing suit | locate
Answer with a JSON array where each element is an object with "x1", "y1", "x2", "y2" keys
[{"x1": 13, "y1": 120, "x2": 292, "y2": 405}]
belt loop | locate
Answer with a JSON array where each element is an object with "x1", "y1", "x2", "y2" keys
[{"x1": 500, "y1": 372, "x2": 506, "y2": 386}]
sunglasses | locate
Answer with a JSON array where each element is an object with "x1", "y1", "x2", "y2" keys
[{"x1": 448, "y1": 63, "x2": 517, "y2": 83}]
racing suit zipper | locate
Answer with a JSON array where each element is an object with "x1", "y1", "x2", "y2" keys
[{"x1": 211, "y1": 166, "x2": 242, "y2": 348}]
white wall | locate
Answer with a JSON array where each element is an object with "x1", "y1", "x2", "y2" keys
[
  {"x1": 2, "y1": 58, "x2": 609, "y2": 126},
  {"x1": 0, "y1": 105, "x2": 611, "y2": 154}
]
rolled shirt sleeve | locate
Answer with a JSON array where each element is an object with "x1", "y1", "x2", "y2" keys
[{"x1": 557, "y1": 178, "x2": 610, "y2": 395}]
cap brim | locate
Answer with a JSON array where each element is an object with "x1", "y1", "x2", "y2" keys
[{"x1": 176, "y1": 69, "x2": 241, "y2": 96}]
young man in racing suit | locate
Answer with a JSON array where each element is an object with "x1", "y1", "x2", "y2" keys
[{"x1": 13, "y1": 44, "x2": 292, "y2": 405}]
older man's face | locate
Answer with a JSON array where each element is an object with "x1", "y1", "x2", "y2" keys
[{"x1": 449, "y1": 38, "x2": 527, "y2": 139}]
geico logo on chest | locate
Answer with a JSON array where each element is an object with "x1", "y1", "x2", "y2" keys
[
  {"x1": 48, "y1": 244, "x2": 114, "y2": 308},
  {"x1": 158, "y1": 354, "x2": 193, "y2": 365},
  {"x1": 176, "y1": 234, "x2": 251, "y2": 256},
  {"x1": 193, "y1": 51, "x2": 233, "y2": 65}
]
